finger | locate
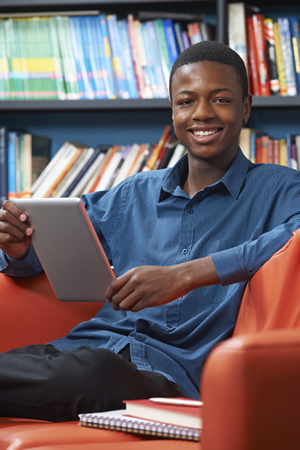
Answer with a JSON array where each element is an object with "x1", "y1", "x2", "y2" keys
[
  {"x1": 0, "y1": 213, "x2": 32, "y2": 243},
  {"x1": 2, "y1": 199, "x2": 28, "y2": 221},
  {"x1": 105, "y1": 271, "x2": 133, "y2": 302}
]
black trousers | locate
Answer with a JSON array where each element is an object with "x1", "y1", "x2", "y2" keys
[{"x1": 0, "y1": 344, "x2": 183, "y2": 422}]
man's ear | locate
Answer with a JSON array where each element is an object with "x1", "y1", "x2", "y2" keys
[{"x1": 242, "y1": 93, "x2": 253, "y2": 125}]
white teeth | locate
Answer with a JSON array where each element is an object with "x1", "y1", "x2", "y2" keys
[{"x1": 193, "y1": 130, "x2": 218, "y2": 136}]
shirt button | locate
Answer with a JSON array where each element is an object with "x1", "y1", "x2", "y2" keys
[
  {"x1": 182, "y1": 248, "x2": 188, "y2": 254},
  {"x1": 187, "y1": 208, "x2": 194, "y2": 214}
]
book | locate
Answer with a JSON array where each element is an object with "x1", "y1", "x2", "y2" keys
[
  {"x1": 127, "y1": 14, "x2": 147, "y2": 98},
  {"x1": 163, "y1": 19, "x2": 180, "y2": 68},
  {"x1": 167, "y1": 143, "x2": 186, "y2": 168},
  {"x1": 154, "y1": 18, "x2": 172, "y2": 94},
  {"x1": 228, "y1": 3, "x2": 248, "y2": 72},
  {"x1": 290, "y1": 17, "x2": 300, "y2": 93},
  {"x1": 0, "y1": 126, "x2": 8, "y2": 203},
  {"x1": 97, "y1": 14, "x2": 117, "y2": 99},
  {"x1": 278, "y1": 17, "x2": 298, "y2": 96},
  {"x1": 69, "y1": 16, "x2": 93, "y2": 100},
  {"x1": 273, "y1": 21, "x2": 288, "y2": 96},
  {"x1": 251, "y1": 14, "x2": 271, "y2": 96},
  {"x1": 117, "y1": 19, "x2": 139, "y2": 99},
  {"x1": 19, "y1": 133, "x2": 32, "y2": 198},
  {"x1": 174, "y1": 22, "x2": 185, "y2": 53},
  {"x1": 246, "y1": 16, "x2": 261, "y2": 96},
  {"x1": 144, "y1": 21, "x2": 168, "y2": 98},
  {"x1": 263, "y1": 18, "x2": 280, "y2": 95},
  {"x1": 133, "y1": 19, "x2": 153, "y2": 99},
  {"x1": 78, "y1": 409, "x2": 201, "y2": 442},
  {"x1": 67, "y1": 145, "x2": 110, "y2": 197},
  {"x1": 106, "y1": 14, "x2": 131, "y2": 99},
  {"x1": 89, "y1": 144, "x2": 119, "y2": 193},
  {"x1": 143, "y1": 125, "x2": 172, "y2": 171},
  {"x1": 54, "y1": 146, "x2": 94, "y2": 197},
  {"x1": 124, "y1": 398, "x2": 202, "y2": 429},
  {"x1": 187, "y1": 22, "x2": 202, "y2": 45},
  {"x1": 32, "y1": 142, "x2": 82, "y2": 198},
  {"x1": 31, "y1": 135, "x2": 51, "y2": 187},
  {"x1": 157, "y1": 137, "x2": 179, "y2": 169},
  {"x1": 111, "y1": 143, "x2": 141, "y2": 187},
  {"x1": 44, "y1": 145, "x2": 84, "y2": 198},
  {"x1": 7, "y1": 131, "x2": 20, "y2": 200},
  {"x1": 279, "y1": 139, "x2": 288, "y2": 167}
]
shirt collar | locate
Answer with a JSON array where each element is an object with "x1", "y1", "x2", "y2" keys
[{"x1": 159, "y1": 148, "x2": 250, "y2": 202}]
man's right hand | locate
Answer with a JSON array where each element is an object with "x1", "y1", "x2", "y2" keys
[{"x1": 0, "y1": 200, "x2": 33, "y2": 260}]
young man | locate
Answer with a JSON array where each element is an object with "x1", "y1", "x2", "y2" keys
[{"x1": 1, "y1": 41, "x2": 300, "y2": 422}]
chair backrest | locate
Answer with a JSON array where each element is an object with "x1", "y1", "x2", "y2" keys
[
  {"x1": 0, "y1": 273, "x2": 102, "y2": 352},
  {"x1": 233, "y1": 227, "x2": 300, "y2": 336}
]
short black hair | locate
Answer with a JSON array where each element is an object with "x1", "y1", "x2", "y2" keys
[{"x1": 169, "y1": 41, "x2": 249, "y2": 101}]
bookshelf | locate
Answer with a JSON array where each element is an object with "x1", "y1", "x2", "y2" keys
[{"x1": 0, "y1": 0, "x2": 299, "y2": 155}]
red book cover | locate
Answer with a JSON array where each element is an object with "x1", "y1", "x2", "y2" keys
[
  {"x1": 256, "y1": 136, "x2": 262, "y2": 163},
  {"x1": 246, "y1": 17, "x2": 261, "y2": 96},
  {"x1": 123, "y1": 398, "x2": 202, "y2": 429},
  {"x1": 261, "y1": 135, "x2": 270, "y2": 163},
  {"x1": 252, "y1": 14, "x2": 271, "y2": 96}
]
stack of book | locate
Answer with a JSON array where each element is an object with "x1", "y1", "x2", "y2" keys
[
  {"x1": 228, "y1": 3, "x2": 300, "y2": 96},
  {"x1": 0, "y1": 11, "x2": 215, "y2": 101},
  {"x1": 79, "y1": 397, "x2": 203, "y2": 442},
  {"x1": 239, "y1": 127, "x2": 300, "y2": 169},
  {"x1": 0, "y1": 125, "x2": 187, "y2": 201}
]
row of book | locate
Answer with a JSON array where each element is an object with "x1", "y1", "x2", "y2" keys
[
  {"x1": 228, "y1": 3, "x2": 300, "y2": 96},
  {"x1": 0, "y1": 11, "x2": 214, "y2": 101},
  {"x1": 0, "y1": 125, "x2": 187, "y2": 201},
  {"x1": 239, "y1": 128, "x2": 300, "y2": 169}
]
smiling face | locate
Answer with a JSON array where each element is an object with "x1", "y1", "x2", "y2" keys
[{"x1": 170, "y1": 60, "x2": 252, "y2": 172}]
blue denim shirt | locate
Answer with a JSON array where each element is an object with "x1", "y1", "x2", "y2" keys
[{"x1": 2, "y1": 149, "x2": 300, "y2": 399}]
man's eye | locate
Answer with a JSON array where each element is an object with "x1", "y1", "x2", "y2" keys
[{"x1": 214, "y1": 98, "x2": 230, "y2": 103}]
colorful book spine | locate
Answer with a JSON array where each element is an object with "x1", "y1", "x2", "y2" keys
[
  {"x1": 187, "y1": 22, "x2": 202, "y2": 45},
  {"x1": 181, "y1": 31, "x2": 191, "y2": 50},
  {"x1": 54, "y1": 16, "x2": 79, "y2": 99},
  {"x1": 68, "y1": 16, "x2": 89, "y2": 99},
  {"x1": 19, "y1": 133, "x2": 32, "y2": 198},
  {"x1": 145, "y1": 21, "x2": 168, "y2": 98},
  {"x1": 117, "y1": 19, "x2": 139, "y2": 99},
  {"x1": 0, "y1": 20, "x2": 10, "y2": 99},
  {"x1": 273, "y1": 21, "x2": 288, "y2": 96},
  {"x1": 246, "y1": 17, "x2": 261, "y2": 96},
  {"x1": 154, "y1": 19, "x2": 171, "y2": 94},
  {"x1": 174, "y1": 22, "x2": 185, "y2": 54},
  {"x1": 106, "y1": 14, "x2": 130, "y2": 99},
  {"x1": 163, "y1": 19, "x2": 180, "y2": 67},
  {"x1": 98, "y1": 14, "x2": 118, "y2": 99},
  {"x1": 228, "y1": 3, "x2": 248, "y2": 72},
  {"x1": 277, "y1": 17, "x2": 298, "y2": 96},
  {"x1": 289, "y1": 17, "x2": 300, "y2": 93},
  {"x1": 80, "y1": 16, "x2": 99, "y2": 99},
  {"x1": 0, "y1": 126, "x2": 8, "y2": 203},
  {"x1": 263, "y1": 18, "x2": 280, "y2": 95},
  {"x1": 252, "y1": 14, "x2": 271, "y2": 96},
  {"x1": 7, "y1": 132, "x2": 19, "y2": 200},
  {"x1": 127, "y1": 14, "x2": 147, "y2": 98}
]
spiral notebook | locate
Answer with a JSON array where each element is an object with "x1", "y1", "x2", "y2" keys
[{"x1": 78, "y1": 409, "x2": 201, "y2": 441}]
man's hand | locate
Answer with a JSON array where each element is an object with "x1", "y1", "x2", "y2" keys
[
  {"x1": 105, "y1": 257, "x2": 220, "y2": 312},
  {"x1": 0, "y1": 200, "x2": 33, "y2": 260}
]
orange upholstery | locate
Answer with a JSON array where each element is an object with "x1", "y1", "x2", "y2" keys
[
  {"x1": 201, "y1": 228, "x2": 300, "y2": 450},
  {"x1": 0, "y1": 273, "x2": 101, "y2": 352},
  {"x1": 2, "y1": 228, "x2": 300, "y2": 449}
]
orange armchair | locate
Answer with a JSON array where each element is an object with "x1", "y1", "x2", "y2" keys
[{"x1": 1, "y1": 228, "x2": 300, "y2": 449}]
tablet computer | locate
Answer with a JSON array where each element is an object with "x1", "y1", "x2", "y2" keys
[{"x1": 12, "y1": 197, "x2": 116, "y2": 302}]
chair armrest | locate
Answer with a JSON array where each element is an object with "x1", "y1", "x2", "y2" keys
[
  {"x1": 0, "y1": 273, "x2": 102, "y2": 352},
  {"x1": 201, "y1": 329, "x2": 300, "y2": 450}
]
